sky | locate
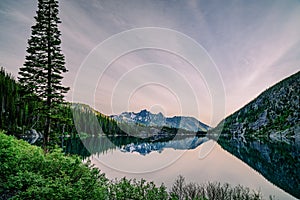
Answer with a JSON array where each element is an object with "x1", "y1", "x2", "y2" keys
[{"x1": 0, "y1": 0, "x2": 300, "y2": 126}]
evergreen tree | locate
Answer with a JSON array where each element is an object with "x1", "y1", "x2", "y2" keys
[{"x1": 18, "y1": 0, "x2": 69, "y2": 150}]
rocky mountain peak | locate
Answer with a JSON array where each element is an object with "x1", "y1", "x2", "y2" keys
[{"x1": 111, "y1": 109, "x2": 210, "y2": 132}]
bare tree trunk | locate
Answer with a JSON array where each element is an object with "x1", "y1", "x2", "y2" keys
[
  {"x1": 43, "y1": 117, "x2": 51, "y2": 152},
  {"x1": 44, "y1": 2, "x2": 52, "y2": 152}
]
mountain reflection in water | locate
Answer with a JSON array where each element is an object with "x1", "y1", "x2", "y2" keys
[{"x1": 65, "y1": 136, "x2": 297, "y2": 200}]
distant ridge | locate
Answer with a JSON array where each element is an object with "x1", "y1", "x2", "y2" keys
[{"x1": 111, "y1": 109, "x2": 210, "y2": 132}]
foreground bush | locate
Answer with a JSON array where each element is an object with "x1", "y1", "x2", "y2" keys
[
  {"x1": 108, "y1": 178, "x2": 168, "y2": 200},
  {"x1": 0, "y1": 131, "x2": 167, "y2": 200},
  {"x1": 170, "y1": 175, "x2": 268, "y2": 200}
]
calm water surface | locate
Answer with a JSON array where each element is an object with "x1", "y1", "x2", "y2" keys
[{"x1": 73, "y1": 136, "x2": 297, "y2": 199}]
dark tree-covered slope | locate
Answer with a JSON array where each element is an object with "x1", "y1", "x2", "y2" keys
[
  {"x1": 216, "y1": 71, "x2": 300, "y2": 198},
  {"x1": 0, "y1": 67, "x2": 124, "y2": 146},
  {"x1": 0, "y1": 67, "x2": 39, "y2": 135}
]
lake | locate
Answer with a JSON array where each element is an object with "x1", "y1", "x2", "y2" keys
[{"x1": 66, "y1": 136, "x2": 297, "y2": 200}]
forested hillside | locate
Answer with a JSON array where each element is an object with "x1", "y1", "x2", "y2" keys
[
  {"x1": 0, "y1": 67, "x2": 122, "y2": 147},
  {"x1": 0, "y1": 67, "x2": 43, "y2": 136},
  {"x1": 217, "y1": 71, "x2": 300, "y2": 198}
]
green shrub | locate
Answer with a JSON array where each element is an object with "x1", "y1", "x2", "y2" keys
[
  {"x1": 0, "y1": 131, "x2": 168, "y2": 200},
  {"x1": 0, "y1": 131, "x2": 109, "y2": 199},
  {"x1": 108, "y1": 178, "x2": 168, "y2": 200},
  {"x1": 170, "y1": 175, "x2": 264, "y2": 200}
]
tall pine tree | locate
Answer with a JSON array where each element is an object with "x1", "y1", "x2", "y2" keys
[{"x1": 18, "y1": 0, "x2": 69, "y2": 150}]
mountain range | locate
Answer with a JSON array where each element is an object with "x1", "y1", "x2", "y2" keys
[{"x1": 111, "y1": 109, "x2": 210, "y2": 132}]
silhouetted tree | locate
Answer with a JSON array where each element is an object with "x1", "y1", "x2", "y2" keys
[{"x1": 18, "y1": 0, "x2": 69, "y2": 150}]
